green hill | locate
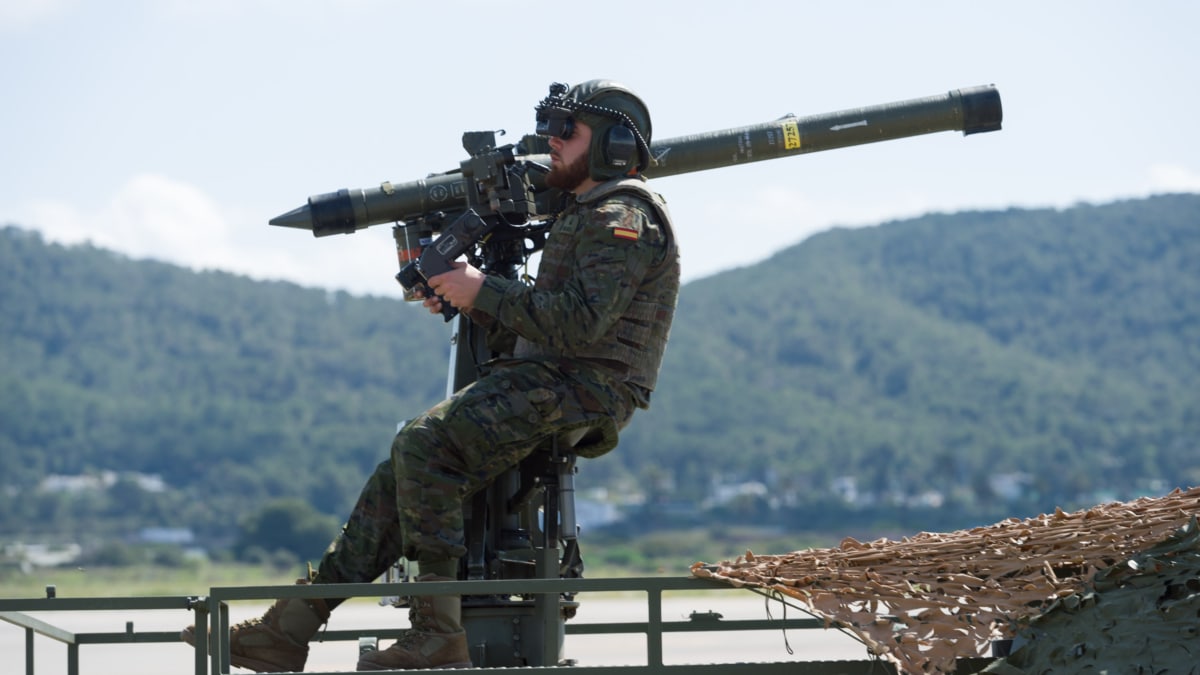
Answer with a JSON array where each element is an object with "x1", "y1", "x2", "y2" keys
[
  {"x1": 0, "y1": 229, "x2": 448, "y2": 547},
  {"x1": 2, "y1": 193, "x2": 1198, "y2": 555},
  {"x1": 617, "y1": 195, "x2": 1199, "y2": 530}
]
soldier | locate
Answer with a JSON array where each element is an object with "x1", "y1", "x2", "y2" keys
[{"x1": 183, "y1": 79, "x2": 680, "y2": 671}]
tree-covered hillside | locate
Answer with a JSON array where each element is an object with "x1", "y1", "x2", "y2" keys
[
  {"x1": 0, "y1": 228, "x2": 448, "y2": 548},
  {"x1": 617, "y1": 194, "x2": 1199, "y2": 529},
  {"x1": 2, "y1": 193, "x2": 1198, "y2": 555}
]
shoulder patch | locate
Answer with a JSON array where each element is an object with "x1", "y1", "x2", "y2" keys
[{"x1": 612, "y1": 227, "x2": 639, "y2": 242}]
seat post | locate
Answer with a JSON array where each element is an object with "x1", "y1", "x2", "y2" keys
[
  {"x1": 547, "y1": 437, "x2": 582, "y2": 580},
  {"x1": 459, "y1": 434, "x2": 583, "y2": 667}
]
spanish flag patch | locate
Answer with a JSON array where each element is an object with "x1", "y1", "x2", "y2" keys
[{"x1": 612, "y1": 227, "x2": 639, "y2": 242}]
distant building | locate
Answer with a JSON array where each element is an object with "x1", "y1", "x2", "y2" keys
[
  {"x1": 2, "y1": 542, "x2": 83, "y2": 572},
  {"x1": 138, "y1": 528, "x2": 195, "y2": 545},
  {"x1": 39, "y1": 471, "x2": 167, "y2": 493}
]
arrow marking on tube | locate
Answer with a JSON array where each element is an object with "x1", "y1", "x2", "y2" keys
[{"x1": 830, "y1": 120, "x2": 869, "y2": 131}]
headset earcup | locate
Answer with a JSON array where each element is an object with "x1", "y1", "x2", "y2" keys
[{"x1": 602, "y1": 124, "x2": 638, "y2": 170}]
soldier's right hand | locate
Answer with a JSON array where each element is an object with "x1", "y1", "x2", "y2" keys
[{"x1": 417, "y1": 288, "x2": 445, "y2": 315}]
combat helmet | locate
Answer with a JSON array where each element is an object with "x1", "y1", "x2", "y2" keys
[{"x1": 535, "y1": 79, "x2": 653, "y2": 181}]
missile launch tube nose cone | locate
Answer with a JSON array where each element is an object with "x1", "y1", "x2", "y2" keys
[
  {"x1": 269, "y1": 204, "x2": 314, "y2": 229},
  {"x1": 957, "y1": 85, "x2": 1003, "y2": 135}
]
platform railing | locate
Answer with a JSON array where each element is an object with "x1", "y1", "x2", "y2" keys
[
  {"x1": 3, "y1": 576, "x2": 999, "y2": 675},
  {"x1": 0, "y1": 591, "x2": 203, "y2": 675}
]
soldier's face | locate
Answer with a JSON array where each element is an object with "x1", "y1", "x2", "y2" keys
[{"x1": 547, "y1": 120, "x2": 592, "y2": 192}]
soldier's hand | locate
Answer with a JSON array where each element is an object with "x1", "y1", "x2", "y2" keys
[
  {"x1": 419, "y1": 288, "x2": 446, "y2": 315},
  {"x1": 428, "y1": 262, "x2": 485, "y2": 311}
]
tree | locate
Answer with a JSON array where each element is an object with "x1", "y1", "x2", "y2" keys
[{"x1": 234, "y1": 498, "x2": 340, "y2": 563}]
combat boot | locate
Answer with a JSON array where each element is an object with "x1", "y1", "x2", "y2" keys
[
  {"x1": 181, "y1": 578, "x2": 331, "y2": 673},
  {"x1": 356, "y1": 575, "x2": 472, "y2": 671}
]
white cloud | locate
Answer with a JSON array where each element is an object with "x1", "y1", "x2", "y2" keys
[
  {"x1": 23, "y1": 173, "x2": 406, "y2": 297},
  {"x1": 30, "y1": 173, "x2": 232, "y2": 266},
  {"x1": 1147, "y1": 164, "x2": 1200, "y2": 193}
]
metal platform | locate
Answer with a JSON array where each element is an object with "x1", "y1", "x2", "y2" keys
[{"x1": 1, "y1": 575, "x2": 998, "y2": 675}]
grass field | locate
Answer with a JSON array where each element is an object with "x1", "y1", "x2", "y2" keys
[
  {"x1": 0, "y1": 561, "x2": 288, "y2": 599},
  {"x1": 0, "y1": 557, "x2": 686, "y2": 600},
  {"x1": 0, "y1": 526, "x2": 831, "y2": 600}
]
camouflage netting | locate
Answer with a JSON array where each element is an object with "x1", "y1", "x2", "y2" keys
[
  {"x1": 983, "y1": 518, "x2": 1200, "y2": 673},
  {"x1": 691, "y1": 486, "x2": 1200, "y2": 674}
]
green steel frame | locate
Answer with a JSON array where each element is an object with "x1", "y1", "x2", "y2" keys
[
  {"x1": 0, "y1": 593, "x2": 200, "y2": 675},
  {"x1": 1, "y1": 575, "x2": 999, "y2": 675}
]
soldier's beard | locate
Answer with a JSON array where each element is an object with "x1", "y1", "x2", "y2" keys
[{"x1": 546, "y1": 153, "x2": 590, "y2": 191}]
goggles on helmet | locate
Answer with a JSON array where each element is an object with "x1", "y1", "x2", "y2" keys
[
  {"x1": 535, "y1": 105, "x2": 576, "y2": 140},
  {"x1": 535, "y1": 81, "x2": 645, "y2": 141}
]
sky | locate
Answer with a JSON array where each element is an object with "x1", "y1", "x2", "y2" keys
[{"x1": 3, "y1": 1, "x2": 1198, "y2": 297}]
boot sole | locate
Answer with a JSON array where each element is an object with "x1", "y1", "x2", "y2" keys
[{"x1": 357, "y1": 662, "x2": 473, "y2": 671}]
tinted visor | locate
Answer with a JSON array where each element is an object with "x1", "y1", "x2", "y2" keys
[{"x1": 535, "y1": 106, "x2": 575, "y2": 140}]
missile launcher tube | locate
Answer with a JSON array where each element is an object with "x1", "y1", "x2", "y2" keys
[
  {"x1": 270, "y1": 85, "x2": 1001, "y2": 236},
  {"x1": 650, "y1": 85, "x2": 1000, "y2": 177}
]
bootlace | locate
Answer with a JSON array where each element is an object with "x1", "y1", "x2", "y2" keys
[
  {"x1": 391, "y1": 628, "x2": 425, "y2": 648},
  {"x1": 407, "y1": 595, "x2": 433, "y2": 631},
  {"x1": 233, "y1": 602, "x2": 280, "y2": 631}
]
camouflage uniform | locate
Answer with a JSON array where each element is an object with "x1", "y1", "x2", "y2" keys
[{"x1": 314, "y1": 175, "x2": 680, "y2": 589}]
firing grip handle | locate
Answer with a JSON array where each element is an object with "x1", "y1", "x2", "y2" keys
[
  {"x1": 396, "y1": 264, "x2": 458, "y2": 321},
  {"x1": 395, "y1": 210, "x2": 493, "y2": 322}
]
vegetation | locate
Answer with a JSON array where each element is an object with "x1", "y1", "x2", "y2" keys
[
  {"x1": 2, "y1": 193, "x2": 1198, "y2": 575},
  {"x1": 0, "y1": 528, "x2": 807, "y2": 598},
  {"x1": 0, "y1": 559, "x2": 286, "y2": 599}
]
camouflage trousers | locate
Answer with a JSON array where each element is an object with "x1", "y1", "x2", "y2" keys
[{"x1": 313, "y1": 357, "x2": 637, "y2": 589}]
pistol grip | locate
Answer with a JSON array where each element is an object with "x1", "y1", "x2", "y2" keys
[
  {"x1": 417, "y1": 281, "x2": 458, "y2": 321},
  {"x1": 439, "y1": 295, "x2": 459, "y2": 321}
]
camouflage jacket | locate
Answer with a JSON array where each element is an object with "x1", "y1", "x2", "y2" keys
[{"x1": 470, "y1": 176, "x2": 680, "y2": 395}]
